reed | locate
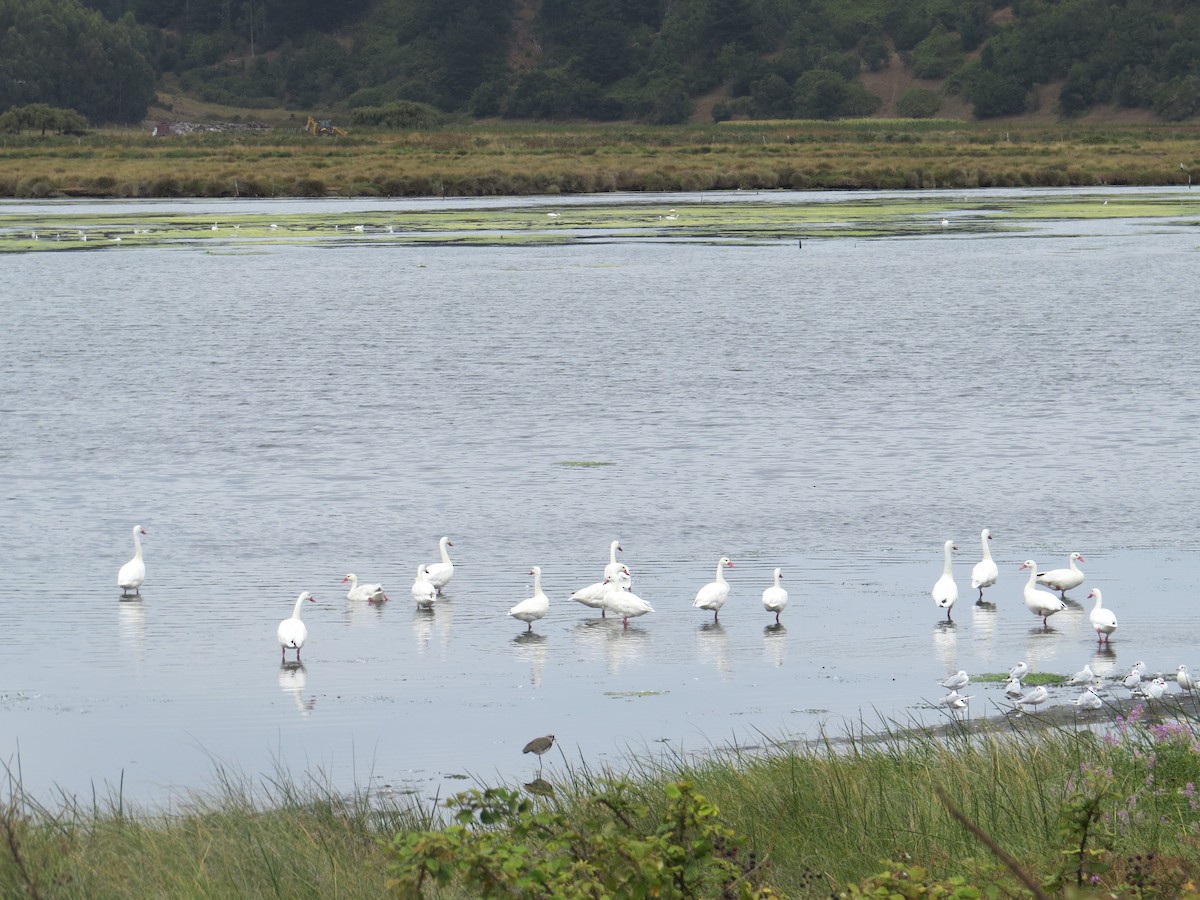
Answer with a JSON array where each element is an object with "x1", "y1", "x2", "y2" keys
[{"x1": 1, "y1": 121, "x2": 1198, "y2": 198}]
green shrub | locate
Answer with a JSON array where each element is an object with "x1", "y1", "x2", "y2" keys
[{"x1": 897, "y1": 88, "x2": 943, "y2": 118}]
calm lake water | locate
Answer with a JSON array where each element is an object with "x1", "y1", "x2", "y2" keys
[{"x1": 2, "y1": 188, "x2": 1200, "y2": 808}]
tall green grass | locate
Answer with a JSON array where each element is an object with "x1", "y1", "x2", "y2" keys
[{"x1": 3, "y1": 708, "x2": 1200, "y2": 896}]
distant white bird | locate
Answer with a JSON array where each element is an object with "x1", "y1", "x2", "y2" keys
[
  {"x1": 269, "y1": 223, "x2": 279, "y2": 230},
  {"x1": 941, "y1": 670, "x2": 969, "y2": 691},
  {"x1": 509, "y1": 566, "x2": 550, "y2": 631},
  {"x1": 941, "y1": 218, "x2": 950, "y2": 227},
  {"x1": 424, "y1": 536, "x2": 455, "y2": 594},
  {"x1": 1068, "y1": 664, "x2": 1096, "y2": 687},
  {"x1": 211, "y1": 222, "x2": 219, "y2": 231},
  {"x1": 1008, "y1": 660, "x2": 1029, "y2": 681},
  {"x1": 1015, "y1": 685, "x2": 1048, "y2": 709},
  {"x1": 1037, "y1": 552, "x2": 1086, "y2": 598},
  {"x1": 1086, "y1": 588, "x2": 1118, "y2": 643},
  {"x1": 1129, "y1": 660, "x2": 1148, "y2": 678},
  {"x1": 1122, "y1": 669, "x2": 1144, "y2": 691},
  {"x1": 411, "y1": 566, "x2": 437, "y2": 608},
  {"x1": 1004, "y1": 677, "x2": 1024, "y2": 698},
  {"x1": 762, "y1": 568, "x2": 788, "y2": 624},
  {"x1": 1019, "y1": 560, "x2": 1067, "y2": 625},
  {"x1": 692, "y1": 557, "x2": 735, "y2": 621},
  {"x1": 352, "y1": 224, "x2": 365, "y2": 232},
  {"x1": 546, "y1": 212, "x2": 560, "y2": 218},
  {"x1": 970, "y1": 528, "x2": 998, "y2": 600},
  {"x1": 342, "y1": 573, "x2": 385, "y2": 603},
  {"x1": 277, "y1": 592, "x2": 315, "y2": 662},
  {"x1": 117, "y1": 524, "x2": 148, "y2": 595},
  {"x1": 931, "y1": 540, "x2": 958, "y2": 620},
  {"x1": 1178, "y1": 664, "x2": 1198, "y2": 692},
  {"x1": 1073, "y1": 688, "x2": 1103, "y2": 710},
  {"x1": 948, "y1": 694, "x2": 973, "y2": 712}
]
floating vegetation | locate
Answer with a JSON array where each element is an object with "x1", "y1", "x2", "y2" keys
[
  {"x1": 974, "y1": 672, "x2": 1069, "y2": 685},
  {"x1": 557, "y1": 460, "x2": 616, "y2": 468},
  {"x1": 604, "y1": 690, "x2": 667, "y2": 699}
]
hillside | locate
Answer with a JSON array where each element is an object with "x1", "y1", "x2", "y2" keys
[{"x1": 3, "y1": 0, "x2": 1199, "y2": 127}]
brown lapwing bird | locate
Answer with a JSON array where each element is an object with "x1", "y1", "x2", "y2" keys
[{"x1": 522, "y1": 734, "x2": 556, "y2": 774}]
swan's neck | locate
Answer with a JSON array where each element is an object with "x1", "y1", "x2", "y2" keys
[
  {"x1": 346, "y1": 575, "x2": 358, "y2": 588},
  {"x1": 980, "y1": 534, "x2": 992, "y2": 561},
  {"x1": 1025, "y1": 567, "x2": 1038, "y2": 588},
  {"x1": 1091, "y1": 593, "x2": 1103, "y2": 609},
  {"x1": 440, "y1": 541, "x2": 452, "y2": 565},
  {"x1": 1070, "y1": 557, "x2": 1081, "y2": 573},
  {"x1": 132, "y1": 530, "x2": 143, "y2": 559},
  {"x1": 291, "y1": 596, "x2": 307, "y2": 619},
  {"x1": 942, "y1": 546, "x2": 954, "y2": 576},
  {"x1": 715, "y1": 564, "x2": 728, "y2": 584},
  {"x1": 532, "y1": 571, "x2": 543, "y2": 594},
  {"x1": 774, "y1": 570, "x2": 782, "y2": 588},
  {"x1": 610, "y1": 542, "x2": 619, "y2": 565}
]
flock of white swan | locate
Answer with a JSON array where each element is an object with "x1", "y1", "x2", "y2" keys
[
  {"x1": 932, "y1": 528, "x2": 1196, "y2": 715},
  {"x1": 115, "y1": 522, "x2": 1191, "y2": 718},
  {"x1": 114, "y1": 529, "x2": 789, "y2": 662}
]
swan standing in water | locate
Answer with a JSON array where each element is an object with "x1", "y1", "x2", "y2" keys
[
  {"x1": 931, "y1": 540, "x2": 958, "y2": 620},
  {"x1": 1086, "y1": 588, "x2": 1118, "y2": 643},
  {"x1": 603, "y1": 540, "x2": 626, "y2": 581},
  {"x1": 970, "y1": 529, "x2": 998, "y2": 601},
  {"x1": 342, "y1": 573, "x2": 386, "y2": 603},
  {"x1": 118, "y1": 525, "x2": 148, "y2": 595},
  {"x1": 1037, "y1": 552, "x2": 1085, "y2": 598},
  {"x1": 424, "y1": 536, "x2": 455, "y2": 595},
  {"x1": 412, "y1": 565, "x2": 437, "y2": 609},
  {"x1": 509, "y1": 566, "x2": 550, "y2": 631},
  {"x1": 601, "y1": 574, "x2": 654, "y2": 627},
  {"x1": 692, "y1": 557, "x2": 735, "y2": 621},
  {"x1": 572, "y1": 564, "x2": 630, "y2": 617},
  {"x1": 278, "y1": 592, "x2": 315, "y2": 662},
  {"x1": 762, "y1": 568, "x2": 787, "y2": 624},
  {"x1": 1018, "y1": 560, "x2": 1067, "y2": 625}
]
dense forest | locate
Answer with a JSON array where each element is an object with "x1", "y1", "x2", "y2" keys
[{"x1": 3, "y1": 0, "x2": 1200, "y2": 127}]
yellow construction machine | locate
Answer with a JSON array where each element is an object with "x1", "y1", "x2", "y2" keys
[{"x1": 306, "y1": 116, "x2": 347, "y2": 137}]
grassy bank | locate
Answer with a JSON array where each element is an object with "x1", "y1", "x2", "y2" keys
[
  {"x1": 3, "y1": 705, "x2": 1200, "y2": 897},
  {"x1": 1, "y1": 120, "x2": 1199, "y2": 199}
]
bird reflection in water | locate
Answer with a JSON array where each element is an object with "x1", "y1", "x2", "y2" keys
[
  {"x1": 118, "y1": 597, "x2": 145, "y2": 659},
  {"x1": 762, "y1": 623, "x2": 787, "y2": 668},
  {"x1": 1090, "y1": 644, "x2": 1118, "y2": 679},
  {"x1": 279, "y1": 662, "x2": 315, "y2": 715},
  {"x1": 412, "y1": 608, "x2": 435, "y2": 655},
  {"x1": 512, "y1": 631, "x2": 548, "y2": 688},
  {"x1": 572, "y1": 618, "x2": 649, "y2": 675},
  {"x1": 932, "y1": 619, "x2": 957, "y2": 675},
  {"x1": 696, "y1": 622, "x2": 732, "y2": 679}
]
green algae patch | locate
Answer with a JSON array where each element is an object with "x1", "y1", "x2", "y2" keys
[
  {"x1": 973, "y1": 672, "x2": 1068, "y2": 685},
  {"x1": 556, "y1": 461, "x2": 615, "y2": 468}
]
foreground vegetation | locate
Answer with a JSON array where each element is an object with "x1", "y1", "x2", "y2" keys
[
  {"x1": 5, "y1": 703, "x2": 1200, "y2": 897},
  {"x1": 2, "y1": 120, "x2": 1200, "y2": 200}
]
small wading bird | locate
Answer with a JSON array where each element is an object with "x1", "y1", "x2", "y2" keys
[
  {"x1": 970, "y1": 528, "x2": 998, "y2": 601},
  {"x1": 931, "y1": 540, "x2": 958, "y2": 620},
  {"x1": 277, "y1": 592, "x2": 315, "y2": 663},
  {"x1": 118, "y1": 525, "x2": 148, "y2": 596},
  {"x1": 523, "y1": 734, "x2": 556, "y2": 773},
  {"x1": 692, "y1": 557, "x2": 735, "y2": 622}
]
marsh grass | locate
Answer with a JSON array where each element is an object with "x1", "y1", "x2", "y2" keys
[
  {"x1": 1, "y1": 121, "x2": 1198, "y2": 200},
  {"x1": 5, "y1": 708, "x2": 1200, "y2": 896}
]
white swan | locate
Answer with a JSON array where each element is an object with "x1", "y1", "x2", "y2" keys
[
  {"x1": 931, "y1": 540, "x2": 958, "y2": 620},
  {"x1": 342, "y1": 573, "x2": 385, "y2": 603},
  {"x1": 602, "y1": 540, "x2": 626, "y2": 581},
  {"x1": 692, "y1": 557, "x2": 735, "y2": 621},
  {"x1": 278, "y1": 592, "x2": 314, "y2": 662},
  {"x1": 424, "y1": 536, "x2": 455, "y2": 594},
  {"x1": 1037, "y1": 552, "x2": 1085, "y2": 597},
  {"x1": 117, "y1": 525, "x2": 148, "y2": 595},
  {"x1": 1086, "y1": 588, "x2": 1117, "y2": 643},
  {"x1": 572, "y1": 565, "x2": 629, "y2": 617},
  {"x1": 602, "y1": 581, "x2": 654, "y2": 627},
  {"x1": 1019, "y1": 560, "x2": 1067, "y2": 625},
  {"x1": 509, "y1": 566, "x2": 550, "y2": 631},
  {"x1": 762, "y1": 568, "x2": 788, "y2": 624},
  {"x1": 970, "y1": 529, "x2": 998, "y2": 600},
  {"x1": 412, "y1": 565, "x2": 437, "y2": 608}
]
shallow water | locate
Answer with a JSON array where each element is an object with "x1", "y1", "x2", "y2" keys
[{"x1": 2, "y1": 188, "x2": 1199, "y2": 807}]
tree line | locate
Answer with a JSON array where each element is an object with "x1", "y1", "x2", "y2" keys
[{"x1": 3, "y1": 0, "x2": 1199, "y2": 126}]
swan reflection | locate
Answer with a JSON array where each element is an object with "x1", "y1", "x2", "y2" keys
[
  {"x1": 1089, "y1": 644, "x2": 1118, "y2": 678},
  {"x1": 512, "y1": 631, "x2": 548, "y2": 688},
  {"x1": 762, "y1": 623, "x2": 786, "y2": 668},
  {"x1": 412, "y1": 608, "x2": 436, "y2": 654},
  {"x1": 117, "y1": 597, "x2": 145, "y2": 658},
  {"x1": 342, "y1": 597, "x2": 387, "y2": 628},
  {"x1": 696, "y1": 622, "x2": 732, "y2": 679},
  {"x1": 932, "y1": 620, "x2": 957, "y2": 674},
  {"x1": 278, "y1": 662, "x2": 315, "y2": 715}
]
